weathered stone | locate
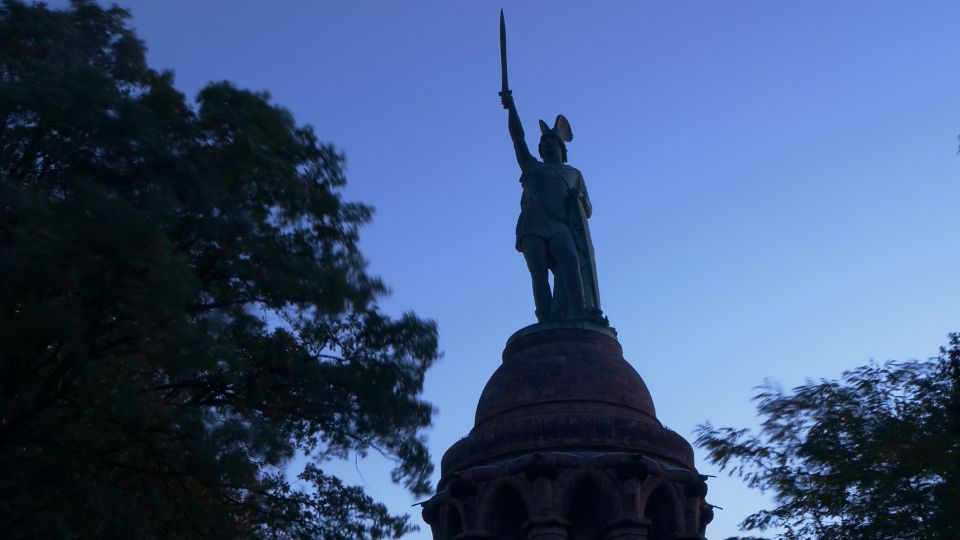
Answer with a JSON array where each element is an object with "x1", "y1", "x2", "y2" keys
[
  {"x1": 523, "y1": 517, "x2": 569, "y2": 540},
  {"x1": 441, "y1": 327, "x2": 693, "y2": 476}
]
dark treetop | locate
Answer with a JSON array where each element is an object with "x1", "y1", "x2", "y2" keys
[{"x1": 0, "y1": 2, "x2": 437, "y2": 538}]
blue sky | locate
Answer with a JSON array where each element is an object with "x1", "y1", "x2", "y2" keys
[{"x1": 67, "y1": 1, "x2": 960, "y2": 537}]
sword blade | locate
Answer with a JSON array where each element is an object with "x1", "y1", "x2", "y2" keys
[{"x1": 499, "y1": 9, "x2": 509, "y2": 93}]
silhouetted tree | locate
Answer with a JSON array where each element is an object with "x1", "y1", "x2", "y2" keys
[
  {"x1": 697, "y1": 334, "x2": 960, "y2": 540},
  {"x1": 0, "y1": 1, "x2": 437, "y2": 538}
]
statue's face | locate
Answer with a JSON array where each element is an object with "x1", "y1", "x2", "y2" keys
[{"x1": 539, "y1": 134, "x2": 563, "y2": 163}]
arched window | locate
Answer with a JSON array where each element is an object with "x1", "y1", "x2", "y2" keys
[
  {"x1": 644, "y1": 484, "x2": 676, "y2": 540},
  {"x1": 567, "y1": 478, "x2": 615, "y2": 540},
  {"x1": 487, "y1": 486, "x2": 528, "y2": 540}
]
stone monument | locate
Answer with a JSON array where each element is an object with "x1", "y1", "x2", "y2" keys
[{"x1": 419, "y1": 12, "x2": 713, "y2": 540}]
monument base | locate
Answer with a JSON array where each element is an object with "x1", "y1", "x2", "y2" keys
[{"x1": 424, "y1": 327, "x2": 711, "y2": 539}]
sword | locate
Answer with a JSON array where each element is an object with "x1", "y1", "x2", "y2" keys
[{"x1": 499, "y1": 9, "x2": 512, "y2": 108}]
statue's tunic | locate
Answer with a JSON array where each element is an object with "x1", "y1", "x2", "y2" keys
[
  {"x1": 515, "y1": 161, "x2": 583, "y2": 248},
  {"x1": 515, "y1": 159, "x2": 601, "y2": 316}
]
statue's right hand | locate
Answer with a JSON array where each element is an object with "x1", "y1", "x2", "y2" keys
[{"x1": 499, "y1": 91, "x2": 514, "y2": 110}]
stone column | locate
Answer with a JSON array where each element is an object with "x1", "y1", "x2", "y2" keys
[
  {"x1": 523, "y1": 517, "x2": 569, "y2": 540},
  {"x1": 599, "y1": 518, "x2": 651, "y2": 540}
]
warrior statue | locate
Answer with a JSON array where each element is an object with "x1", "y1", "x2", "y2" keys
[{"x1": 499, "y1": 11, "x2": 604, "y2": 324}]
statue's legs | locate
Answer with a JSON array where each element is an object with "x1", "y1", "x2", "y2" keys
[
  {"x1": 548, "y1": 231, "x2": 585, "y2": 319},
  {"x1": 520, "y1": 236, "x2": 552, "y2": 322}
]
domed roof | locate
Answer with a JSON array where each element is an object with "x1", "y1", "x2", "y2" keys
[
  {"x1": 475, "y1": 325, "x2": 657, "y2": 426},
  {"x1": 441, "y1": 325, "x2": 694, "y2": 475}
]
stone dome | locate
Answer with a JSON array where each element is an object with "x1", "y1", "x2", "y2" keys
[
  {"x1": 441, "y1": 325, "x2": 694, "y2": 475},
  {"x1": 475, "y1": 325, "x2": 657, "y2": 425}
]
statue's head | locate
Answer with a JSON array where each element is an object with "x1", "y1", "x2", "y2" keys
[{"x1": 538, "y1": 115, "x2": 573, "y2": 163}]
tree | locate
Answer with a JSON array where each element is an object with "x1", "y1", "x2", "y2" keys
[
  {"x1": 0, "y1": 1, "x2": 438, "y2": 537},
  {"x1": 696, "y1": 334, "x2": 960, "y2": 540}
]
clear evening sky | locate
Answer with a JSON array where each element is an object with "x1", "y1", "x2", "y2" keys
[{"x1": 58, "y1": 1, "x2": 960, "y2": 537}]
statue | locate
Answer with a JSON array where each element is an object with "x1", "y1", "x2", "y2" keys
[{"x1": 499, "y1": 11, "x2": 604, "y2": 324}]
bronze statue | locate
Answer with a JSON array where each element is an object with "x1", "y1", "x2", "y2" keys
[{"x1": 499, "y1": 11, "x2": 603, "y2": 324}]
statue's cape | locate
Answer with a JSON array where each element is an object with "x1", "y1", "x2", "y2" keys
[{"x1": 567, "y1": 193, "x2": 601, "y2": 314}]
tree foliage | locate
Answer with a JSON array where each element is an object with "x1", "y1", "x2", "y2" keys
[
  {"x1": 697, "y1": 335, "x2": 960, "y2": 540},
  {"x1": 0, "y1": 1, "x2": 438, "y2": 537}
]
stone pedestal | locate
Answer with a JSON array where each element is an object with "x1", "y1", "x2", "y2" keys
[{"x1": 423, "y1": 325, "x2": 711, "y2": 540}]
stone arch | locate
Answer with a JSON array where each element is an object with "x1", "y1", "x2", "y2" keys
[
  {"x1": 557, "y1": 470, "x2": 620, "y2": 540},
  {"x1": 638, "y1": 478, "x2": 684, "y2": 540},
  {"x1": 479, "y1": 479, "x2": 531, "y2": 540}
]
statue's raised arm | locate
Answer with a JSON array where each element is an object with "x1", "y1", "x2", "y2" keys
[{"x1": 501, "y1": 94, "x2": 534, "y2": 170}]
